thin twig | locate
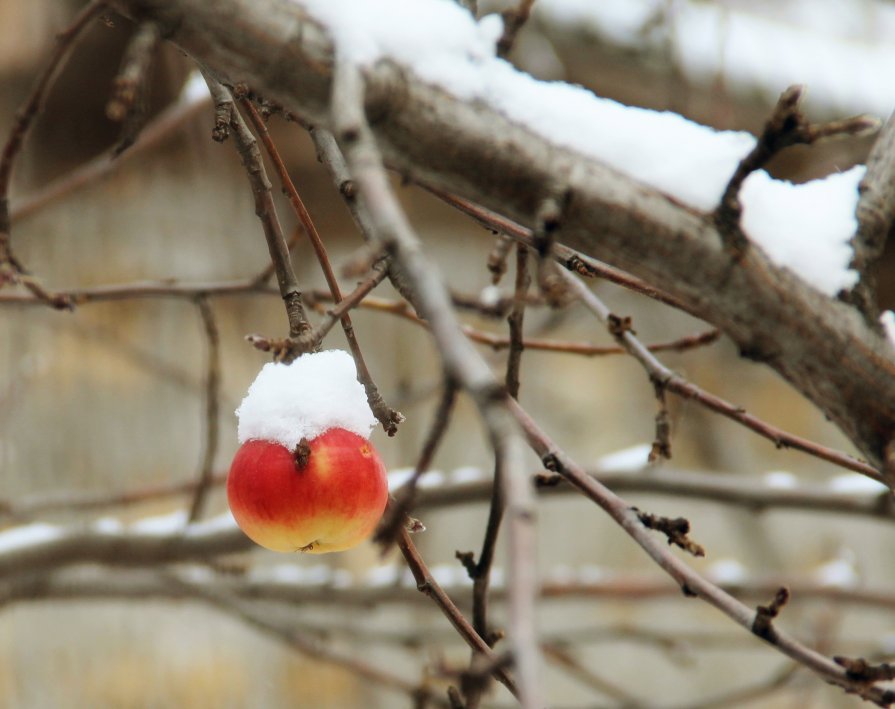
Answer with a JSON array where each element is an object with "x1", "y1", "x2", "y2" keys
[
  {"x1": 457, "y1": 456, "x2": 504, "y2": 709},
  {"x1": 310, "y1": 126, "x2": 420, "y2": 312},
  {"x1": 395, "y1": 527, "x2": 519, "y2": 698},
  {"x1": 486, "y1": 234, "x2": 514, "y2": 284},
  {"x1": 187, "y1": 296, "x2": 221, "y2": 523},
  {"x1": 11, "y1": 81, "x2": 211, "y2": 223},
  {"x1": 376, "y1": 382, "x2": 458, "y2": 546},
  {"x1": 332, "y1": 59, "x2": 540, "y2": 706},
  {"x1": 501, "y1": 433, "x2": 542, "y2": 709},
  {"x1": 507, "y1": 396, "x2": 894, "y2": 705},
  {"x1": 0, "y1": 0, "x2": 106, "y2": 308},
  {"x1": 673, "y1": 662, "x2": 800, "y2": 709},
  {"x1": 202, "y1": 74, "x2": 310, "y2": 341},
  {"x1": 504, "y1": 244, "x2": 529, "y2": 399},
  {"x1": 559, "y1": 271, "x2": 883, "y2": 483},
  {"x1": 418, "y1": 183, "x2": 697, "y2": 315},
  {"x1": 241, "y1": 99, "x2": 402, "y2": 432},
  {"x1": 4, "y1": 459, "x2": 893, "y2": 526}
]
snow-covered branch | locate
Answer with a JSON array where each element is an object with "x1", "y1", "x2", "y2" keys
[{"x1": 108, "y1": 0, "x2": 895, "y2": 466}]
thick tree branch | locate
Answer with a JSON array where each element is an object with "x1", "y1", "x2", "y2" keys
[{"x1": 107, "y1": 0, "x2": 895, "y2": 467}]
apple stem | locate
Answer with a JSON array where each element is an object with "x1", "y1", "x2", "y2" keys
[{"x1": 293, "y1": 438, "x2": 311, "y2": 470}]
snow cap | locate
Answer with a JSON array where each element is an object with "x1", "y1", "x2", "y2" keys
[{"x1": 236, "y1": 350, "x2": 377, "y2": 449}]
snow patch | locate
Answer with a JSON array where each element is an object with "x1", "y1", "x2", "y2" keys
[
  {"x1": 366, "y1": 564, "x2": 401, "y2": 587},
  {"x1": 452, "y1": 466, "x2": 487, "y2": 484},
  {"x1": 707, "y1": 559, "x2": 747, "y2": 585},
  {"x1": 0, "y1": 523, "x2": 64, "y2": 552},
  {"x1": 387, "y1": 467, "x2": 415, "y2": 491},
  {"x1": 597, "y1": 444, "x2": 651, "y2": 471},
  {"x1": 130, "y1": 510, "x2": 187, "y2": 534},
  {"x1": 236, "y1": 350, "x2": 377, "y2": 449},
  {"x1": 815, "y1": 556, "x2": 859, "y2": 588},
  {"x1": 296, "y1": 0, "x2": 865, "y2": 297},
  {"x1": 762, "y1": 471, "x2": 798, "y2": 489},
  {"x1": 829, "y1": 473, "x2": 888, "y2": 494},
  {"x1": 178, "y1": 70, "x2": 211, "y2": 104},
  {"x1": 881, "y1": 310, "x2": 895, "y2": 347},
  {"x1": 739, "y1": 167, "x2": 864, "y2": 296}
]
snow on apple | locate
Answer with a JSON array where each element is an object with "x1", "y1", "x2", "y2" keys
[{"x1": 228, "y1": 350, "x2": 388, "y2": 553}]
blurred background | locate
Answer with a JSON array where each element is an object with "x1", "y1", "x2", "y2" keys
[{"x1": 2, "y1": 0, "x2": 895, "y2": 706}]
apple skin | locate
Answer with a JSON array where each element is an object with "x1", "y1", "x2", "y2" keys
[{"x1": 227, "y1": 428, "x2": 388, "y2": 553}]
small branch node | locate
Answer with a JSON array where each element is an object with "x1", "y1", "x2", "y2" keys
[
  {"x1": 486, "y1": 234, "x2": 514, "y2": 284},
  {"x1": 752, "y1": 586, "x2": 790, "y2": 641},
  {"x1": 607, "y1": 313, "x2": 635, "y2": 338},
  {"x1": 635, "y1": 508, "x2": 705, "y2": 557},
  {"x1": 404, "y1": 516, "x2": 426, "y2": 533},
  {"x1": 534, "y1": 472, "x2": 562, "y2": 487},
  {"x1": 833, "y1": 656, "x2": 895, "y2": 683},
  {"x1": 456, "y1": 550, "x2": 478, "y2": 578}
]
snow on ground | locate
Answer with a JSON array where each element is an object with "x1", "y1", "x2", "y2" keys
[{"x1": 298, "y1": 0, "x2": 868, "y2": 298}]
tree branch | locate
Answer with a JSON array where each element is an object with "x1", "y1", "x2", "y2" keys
[{"x1": 104, "y1": 0, "x2": 895, "y2": 465}]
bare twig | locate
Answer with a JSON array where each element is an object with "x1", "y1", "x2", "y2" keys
[
  {"x1": 376, "y1": 382, "x2": 458, "y2": 546},
  {"x1": 752, "y1": 587, "x2": 790, "y2": 642},
  {"x1": 241, "y1": 98, "x2": 402, "y2": 433},
  {"x1": 501, "y1": 433, "x2": 542, "y2": 709},
  {"x1": 11, "y1": 80, "x2": 211, "y2": 223},
  {"x1": 835, "y1": 657, "x2": 895, "y2": 683},
  {"x1": 486, "y1": 234, "x2": 514, "y2": 284},
  {"x1": 507, "y1": 397, "x2": 894, "y2": 705},
  {"x1": 504, "y1": 245, "x2": 529, "y2": 399},
  {"x1": 15, "y1": 561, "x2": 895, "y2": 615},
  {"x1": 201, "y1": 74, "x2": 310, "y2": 341},
  {"x1": 331, "y1": 60, "x2": 541, "y2": 706},
  {"x1": 650, "y1": 380, "x2": 672, "y2": 462},
  {"x1": 395, "y1": 528, "x2": 519, "y2": 698},
  {"x1": 559, "y1": 271, "x2": 883, "y2": 483},
  {"x1": 0, "y1": 0, "x2": 106, "y2": 308},
  {"x1": 309, "y1": 126, "x2": 420, "y2": 312},
  {"x1": 419, "y1": 183, "x2": 697, "y2": 315},
  {"x1": 3, "y1": 459, "x2": 893, "y2": 526},
  {"x1": 676, "y1": 662, "x2": 800, "y2": 709},
  {"x1": 187, "y1": 296, "x2": 221, "y2": 522},
  {"x1": 470, "y1": 324, "x2": 720, "y2": 357}
]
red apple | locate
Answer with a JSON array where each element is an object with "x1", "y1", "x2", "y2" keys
[{"x1": 227, "y1": 428, "x2": 388, "y2": 553}]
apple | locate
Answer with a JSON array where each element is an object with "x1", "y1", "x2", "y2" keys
[{"x1": 227, "y1": 427, "x2": 388, "y2": 553}]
